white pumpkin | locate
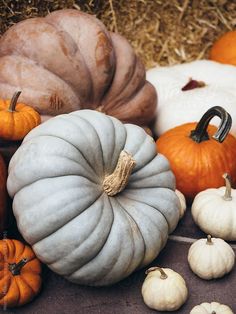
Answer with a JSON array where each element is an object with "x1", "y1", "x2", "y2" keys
[
  {"x1": 188, "y1": 235, "x2": 235, "y2": 280},
  {"x1": 190, "y1": 302, "x2": 233, "y2": 314},
  {"x1": 175, "y1": 189, "x2": 186, "y2": 219},
  {"x1": 147, "y1": 60, "x2": 236, "y2": 137},
  {"x1": 7, "y1": 110, "x2": 180, "y2": 286},
  {"x1": 142, "y1": 267, "x2": 188, "y2": 311},
  {"x1": 192, "y1": 173, "x2": 236, "y2": 240}
]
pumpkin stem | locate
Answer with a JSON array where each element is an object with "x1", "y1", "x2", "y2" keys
[
  {"x1": 181, "y1": 78, "x2": 206, "y2": 91},
  {"x1": 222, "y1": 173, "x2": 232, "y2": 201},
  {"x1": 206, "y1": 235, "x2": 213, "y2": 245},
  {"x1": 212, "y1": 312, "x2": 216, "y2": 314},
  {"x1": 8, "y1": 258, "x2": 28, "y2": 276},
  {"x1": 189, "y1": 106, "x2": 232, "y2": 143},
  {"x1": 145, "y1": 267, "x2": 168, "y2": 279},
  {"x1": 96, "y1": 105, "x2": 105, "y2": 113},
  {"x1": 8, "y1": 91, "x2": 22, "y2": 112},
  {"x1": 103, "y1": 150, "x2": 136, "y2": 196}
]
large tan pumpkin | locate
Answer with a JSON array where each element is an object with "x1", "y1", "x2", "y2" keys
[{"x1": 0, "y1": 9, "x2": 156, "y2": 126}]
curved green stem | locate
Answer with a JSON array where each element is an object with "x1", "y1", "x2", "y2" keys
[
  {"x1": 8, "y1": 258, "x2": 28, "y2": 276},
  {"x1": 190, "y1": 106, "x2": 232, "y2": 143}
]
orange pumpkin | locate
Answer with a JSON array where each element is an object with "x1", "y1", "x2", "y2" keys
[
  {"x1": 0, "y1": 154, "x2": 7, "y2": 233},
  {"x1": 156, "y1": 106, "x2": 236, "y2": 200},
  {"x1": 0, "y1": 239, "x2": 41, "y2": 308},
  {"x1": 210, "y1": 31, "x2": 236, "y2": 65},
  {"x1": 0, "y1": 91, "x2": 41, "y2": 141}
]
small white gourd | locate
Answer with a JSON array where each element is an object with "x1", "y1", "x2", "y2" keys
[
  {"x1": 188, "y1": 235, "x2": 235, "y2": 280},
  {"x1": 175, "y1": 189, "x2": 186, "y2": 219},
  {"x1": 190, "y1": 301, "x2": 233, "y2": 314},
  {"x1": 192, "y1": 173, "x2": 236, "y2": 240},
  {"x1": 141, "y1": 267, "x2": 188, "y2": 311}
]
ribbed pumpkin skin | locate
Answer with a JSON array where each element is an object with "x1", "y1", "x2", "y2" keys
[
  {"x1": 0, "y1": 99, "x2": 41, "y2": 141},
  {"x1": 0, "y1": 155, "x2": 6, "y2": 232},
  {"x1": 0, "y1": 239, "x2": 41, "y2": 308},
  {"x1": 7, "y1": 110, "x2": 179, "y2": 286},
  {"x1": 0, "y1": 9, "x2": 156, "y2": 126},
  {"x1": 156, "y1": 123, "x2": 236, "y2": 200}
]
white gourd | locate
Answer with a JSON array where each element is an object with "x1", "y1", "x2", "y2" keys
[
  {"x1": 7, "y1": 109, "x2": 180, "y2": 286},
  {"x1": 142, "y1": 267, "x2": 188, "y2": 311},
  {"x1": 190, "y1": 302, "x2": 233, "y2": 314},
  {"x1": 188, "y1": 235, "x2": 235, "y2": 280},
  {"x1": 192, "y1": 173, "x2": 236, "y2": 240},
  {"x1": 175, "y1": 189, "x2": 186, "y2": 219},
  {"x1": 147, "y1": 60, "x2": 236, "y2": 137}
]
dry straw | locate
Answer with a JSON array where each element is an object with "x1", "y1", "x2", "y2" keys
[{"x1": 1, "y1": 0, "x2": 236, "y2": 68}]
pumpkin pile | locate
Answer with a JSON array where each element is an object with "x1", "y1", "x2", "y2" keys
[{"x1": 0, "y1": 7, "x2": 236, "y2": 312}]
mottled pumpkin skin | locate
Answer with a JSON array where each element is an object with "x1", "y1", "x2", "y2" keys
[
  {"x1": 156, "y1": 123, "x2": 236, "y2": 200},
  {"x1": 0, "y1": 155, "x2": 7, "y2": 232},
  {"x1": 0, "y1": 239, "x2": 41, "y2": 308},
  {"x1": 7, "y1": 110, "x2": 179, "y2": 286},
  {"x1": 0, "y1": 9, "x2": 156, "y2": 126}
]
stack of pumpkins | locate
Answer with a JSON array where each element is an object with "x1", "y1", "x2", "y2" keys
[{"x1": 0, "y1": 8, "x2": 235, "y2": 313}]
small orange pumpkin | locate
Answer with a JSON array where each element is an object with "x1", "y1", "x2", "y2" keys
[
  {"x1": 0, "y1": 91, "x2": 41, "y2": 141},
  {"x1": 0, "y1": 154, "x2": 7, "y2": 233},
  {"x1": 210, "y1": 31, "x2": 236, "y2": 65},
  {"x1": 0, "y1": 239, "x2": 42, "y2": 308},
  {"x1": 156, "y1": 106, "x2": 236, "y2": 200}
]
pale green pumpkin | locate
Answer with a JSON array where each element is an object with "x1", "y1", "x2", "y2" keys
[{"x1": 7, "y1": 110, "x2": 179, "y2": 286}]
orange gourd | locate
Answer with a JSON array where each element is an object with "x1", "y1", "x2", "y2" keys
[
  {"x1": 0, "y1": 91, "x2": 41, "y2": 141},
  {"x1": 210, "y1": 31, "x2": 236, "y2": 65},
  {"x1": 0, "y1": 239, "x2": 41, "y2": 308},
  {"x1": 156, "y1": 106, "x2": 236, "y2": 200},
  {"x1": 0, "y1": 154, "x2": 6, "y2": 233}
]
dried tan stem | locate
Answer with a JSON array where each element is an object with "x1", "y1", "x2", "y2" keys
[
  {"x1": 103, "y1": 151, "x2": 135, "y2": 196},
  {"x1": 222, "y1": 173, "x2": 232, "y2": 201},
  {"x1": 206, "y1": 235, "x2": 213, "y2": 245},
  {"x1": 145, "y1": 267, "x2": 168, "y2": 279}
]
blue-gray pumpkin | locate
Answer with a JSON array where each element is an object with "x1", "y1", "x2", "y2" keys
[{"x1": 7, "y1": 110, "x2": 179, "y2": 286}]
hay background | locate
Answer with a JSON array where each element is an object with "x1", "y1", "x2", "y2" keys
[{"x1": 0, "y1": 0, "x2": 236, "y2": 68}]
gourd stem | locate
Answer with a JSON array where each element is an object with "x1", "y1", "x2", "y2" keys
[
  {"x1": 8, "y1": 91, "x2": 22, "y2": 112},
  {"x1": 206, "y1": 235, "x2": 213, "y2": 245},
  {"x1": 189, "y1": 106, "x2": 232, "y2": 143},
  {"x1": 212, "y1": 312, "x2": 216, "y2": 314},
  {"x1": 8, "y1": 258, "x2": 28, "y2": 276},
  {"x1": 96, "y1": 105, "x2": 105, "y2": 113},
  {"x1": 145, "y1": 267, "x2": 168, "y2": 279},
  {"x1": 103, "y1": 150, "x2": 136, "y2": 196},
  {"x1": 222, "y1": 173, "x2": 232, "y2": 201}
]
